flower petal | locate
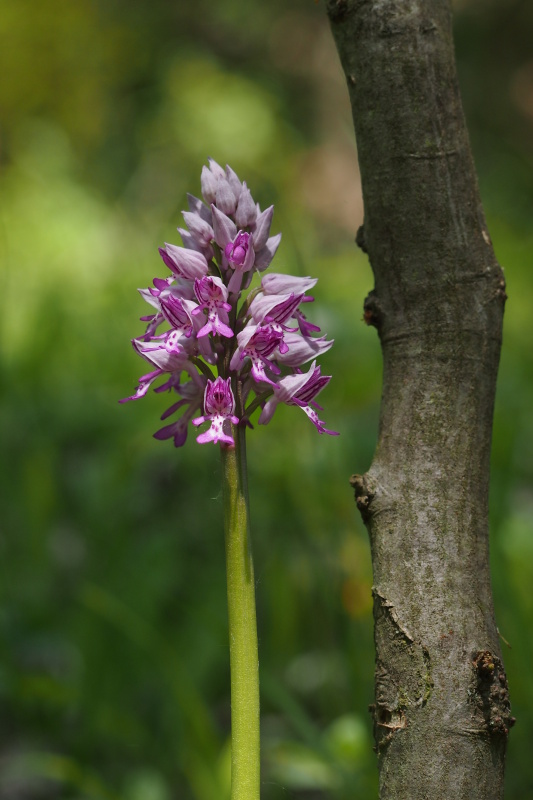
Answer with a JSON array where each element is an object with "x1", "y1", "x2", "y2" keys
[
  {"x1": 235, "y1": 182, "x2": 257, "y2": 227},
  {"x1": 254, "y1": 233, "x2": 281, "y2": 270},
  {"x1": 211, "y1": 204, "x2": 237, "y2": 249},
  {"x1": 252, "y1": 205, "x2": 274, "y2": 250},
  {"x1": 160, "y1": 244, "x2": 209, "y2": 280}
]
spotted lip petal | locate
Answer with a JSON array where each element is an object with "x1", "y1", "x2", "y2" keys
[
  {"x1": 230, "y1": 325, "x2": 283, "y2": 386},
  {"x1": 192, "y1": 377, "x2": 240, "y2": 446},
  {"x1": 193, "y1": 276, "x2": 233, "y2": 338},
  {"x1": 297, "y1": 404, "x2": 339, "y2": 435}
]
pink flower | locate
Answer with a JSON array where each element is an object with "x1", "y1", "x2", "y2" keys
[
  {"x1": 192, "y1": 276, "x2": 233, "y2": 338},
  {"x1": 193, "y1": 377, "x2": 239, "y2": 446},
  {"x1": 122, "y1": 160, "x2": 337, "y2": 447},
  {"x1": 224, "y1": 231, "x2": 255, "y2": 294},
  {"x1": 259, "y1": 362, "x2": 338, "y2": 435}
]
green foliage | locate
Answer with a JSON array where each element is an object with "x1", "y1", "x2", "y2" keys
[{"x1": 1, "y1": 1, "x2": 532, "y2": 798}]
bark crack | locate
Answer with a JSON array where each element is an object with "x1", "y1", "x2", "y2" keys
[{"x1": 371, "y1": 588, "x2": 433, "y2": 755}]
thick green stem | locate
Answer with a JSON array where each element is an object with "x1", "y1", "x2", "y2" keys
[{"x1": 221, "y1": 425, "x2": 260, "y2": 800}]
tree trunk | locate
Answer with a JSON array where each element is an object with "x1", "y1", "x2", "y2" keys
[{"x1": 326, "y1": 1, "x2": 513, "y2": 797}]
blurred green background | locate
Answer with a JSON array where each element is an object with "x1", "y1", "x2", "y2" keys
[{"x1": 1, "y1": 0, "x2": 532, "y2": 797}]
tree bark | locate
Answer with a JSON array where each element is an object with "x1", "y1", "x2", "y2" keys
[{"x1": 326, "y1": 1, "x2": 513, "y2": 797}]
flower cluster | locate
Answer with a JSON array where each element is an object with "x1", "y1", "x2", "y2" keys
[{"x1": 121, "y1": 159, "x2": 338, "y2": 447}]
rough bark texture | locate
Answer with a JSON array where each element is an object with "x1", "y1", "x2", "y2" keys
[{"x1": 327, "y1": 1, "x2": 513, "y2": 798}]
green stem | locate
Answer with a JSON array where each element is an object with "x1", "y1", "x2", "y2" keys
[{"x1": 221, "y1": 425, "x2": 260, "y2": 800}]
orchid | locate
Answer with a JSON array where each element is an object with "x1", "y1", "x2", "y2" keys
[
  {"x1": 121, "y1": 158, "x2": 337, "y2": 448},
  {"x1": 192, "y1": 377, "x2": 239, "y2": 445},
  {"x1": 258, "y1": 360, "x2": 337, "y2": 434},
  {"x1": 121, "y1": 160, "x2": 338, "y2": 800}
]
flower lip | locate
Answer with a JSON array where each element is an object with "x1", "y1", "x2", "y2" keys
[
  {"x1": 192, "y1": 276, "x2": 233, "y2": 338},
  {"x1": 192, "y1": 377, "x2": 240, "y2": 446}
]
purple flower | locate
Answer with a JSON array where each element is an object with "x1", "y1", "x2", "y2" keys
[
  {"x1": 132, "y1": 336, "x2": 192, "y2": 371},
  {"x1": 275, "y1": 332, "x2": 334, "y2": 367},
  {"x1": 230, "y1": 325, "x2": 283, "y2": 386},
  {"x1": 158, "y1": 292, "x2": 196, "y2": 338},
  {"x1": 258, "y1": 362, "x2": 338, "y2": 435},
  {"x1": 120, "y1": 334, "x2": 197, "y2": 405},
  {"x1": 182, "y1": 211, "x2": 214, "y2": 248},
  {"x1": 193, "y1": 377, "x2": 239, "y2": 446},
  {"x1": 122, "y1": 160, "x2": 338, "y2": 447},
  {"x1": 224, "y1": 231, "x2": 255, "y2": 294},
  {"x1": 187, "y1": 194, "x2": 212, "y2": 225},
  {"x1": 251, "y1": 205, "x2": 274, "y2": 251},
  {"x1": 120, "y1": 368, "x2": 166, "y2": 402},
  {"x1": 215, "y1": 178, "x2": 237, "y2": 215},
  {"x1": 153, "y1": 379, "x2": 206, "y2": 447},
  {"x1": 192, "y1": 276, "x2": 233, "y2": 338},
  {"x1": 159, "y1": 244, "x2": 209, "y2": 280},
  {"x1": 177, "y1": 228, "x2": 215, "y2": 261},
  {"x1": 293, "y1": 309, "x2": 321, "y2": 336},
  {"x1": 261, "y1": 273, "x2": 317, "y2": 296},
  {"x1": 249, "y1": 292, "x2": 304, "y2": 329},
  {"x1": 235, "y1": 182, "x2": 257, "y2": 228},
  {"x1": 224, "y1": 231, "x2": 253, "y2": 268},
  {"x1": 211, "y1": 205, "x2": 237, "y2": 250},
  {"x1": 200, "y1": 158, "x2": 226, "y2": 204},
  {"x1": 225, "y1": 165, "x2": 242, "y2": 204},
  {"x1": 254, "y1": 233, "x2": 282, "y2": 271}
]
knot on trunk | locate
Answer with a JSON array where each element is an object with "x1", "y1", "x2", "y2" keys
[
  {"x1": 350, "y1": 473, "x2": 375, "y2": 522},
  {"x1": 495, "y1": 276, "x2": 508, "y2": 304},
  {"x1": 472, "y1": 650, "x2": 515, "y2": 737},
  {"x1": 355, "y1": 224, "x2": 368, "y2": 253},
  {"x1": 363, "y1": 290, "x2": 383, "y2": 330}
]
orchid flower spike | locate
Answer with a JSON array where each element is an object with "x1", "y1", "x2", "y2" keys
[{"x1": 121, "y1": 160, "x2": 338, "y2": 445}]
